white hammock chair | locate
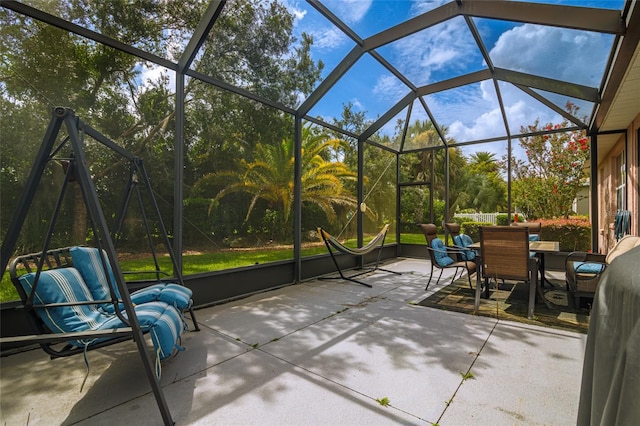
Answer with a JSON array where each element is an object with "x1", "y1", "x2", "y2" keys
[{"x1": 317, "y1": 224, "x2": 401, "y2": 287}]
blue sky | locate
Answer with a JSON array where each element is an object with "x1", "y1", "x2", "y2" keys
[
  {"x1": 285, "y1": 0, "x2": 623, "y2": 153},
  {"x1": 137, "y1": 0, "x2": 624, "y2": 158}
]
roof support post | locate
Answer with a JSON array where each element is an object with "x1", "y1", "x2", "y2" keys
[
  {"x1": 507, "y1": 137, "x2": 513, "y2": 223},
  {"x1": 590, "y1": 133, "x2": 599, "y2": 252},
  {"x1": 357, "y1": 136, "x2": 365, "y2": 269},
  {"x1": 294, "y1": 115, "x2": 303, "y2": 282}
]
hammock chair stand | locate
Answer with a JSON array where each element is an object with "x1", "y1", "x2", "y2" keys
[
  {"x1": 317, "y1": 224, "x2": 401, "y2": 288},
  {"x1": 0, "y1": 107, "x2": 186, "y2": 425}
]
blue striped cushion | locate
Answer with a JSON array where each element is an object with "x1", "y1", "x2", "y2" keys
[
  {"x1": 70, "y1": 246, "x2": 120, "y2": 303},
  {"x1": 156, "y1": 283, "x2": 192, "y2": 309},
  {"x1": 70, "y1": 247, "x2": 193, "y2": 313},
  {"x1": 18, "y1": 268, "x2": 105, "y2": 334},
  {"x1": 98, "y1": 301, "x2": 185, "y2": 360},
  {"x1": 19, "y1": 270, "x2": 185, "y2": 358}
]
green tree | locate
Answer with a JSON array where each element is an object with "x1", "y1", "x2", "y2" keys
[
  {"x1": 1, "y1": 0, "x2": 324, "y2": 252},
  {"x1": 398, "y1": 120, "x2": 470, "y2": 224},
  {"x1": 510, "y1": 103, "x2": 590, "y2": 219},
  {"x1": 463, "y1": 152, "x2": 507, "y2": 212},
  {"x1": 194, "y1": 125, "x2": 358, "y2": 239}
]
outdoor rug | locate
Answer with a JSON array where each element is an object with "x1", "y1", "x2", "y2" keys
[{"x1": 417, "y1": 274, "x2": 591, "y2": 334}]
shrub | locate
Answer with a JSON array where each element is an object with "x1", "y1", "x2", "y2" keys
[
  {"x1": 453, "y1": 216, "x2": 475, "y2": 225},
  {"x1": 461, "y1": 222, "x2": 493, "y2": 241},
  {"x1": 495, "y1": 214, "x2": 524, "y2": 225},
  {"x1": 539, "y1": 216, "x2": 591, "y2": 252}
]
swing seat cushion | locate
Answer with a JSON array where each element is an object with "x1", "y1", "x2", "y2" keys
[
  {"x1": 18, "y1": 269, "x2": 186, "y2": 359},
  {"x1": 99, "y1": 301, "x2": 186, "y2": 360},
  {"x1": 70, "y1": 246, "x2": 193, "y2": 313}
]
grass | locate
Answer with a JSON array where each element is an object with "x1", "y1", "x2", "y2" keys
[{"x1": 1, "y1": 233, "x2": 428, "y2": 303}]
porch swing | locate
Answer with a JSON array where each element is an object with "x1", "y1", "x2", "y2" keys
[{"x1": 0, "y1": 107, "x2": 195, "y2": 425}]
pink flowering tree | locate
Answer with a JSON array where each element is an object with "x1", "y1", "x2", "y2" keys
[{"x1": 510, "y1": 103, "x2": 590, "y2": 219}]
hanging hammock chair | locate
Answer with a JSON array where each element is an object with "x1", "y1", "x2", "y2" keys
[{"x1": 317, "y1": 224, "x2": 401, "y2": 287}]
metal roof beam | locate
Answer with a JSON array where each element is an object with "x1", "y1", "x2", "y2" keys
[
  {"x1": 459, "y1": 1, "x2": 625, "y2": 35},
  {"x1": 416, "y1": 70, "x2": 492, "y2": 96},
  {"x1": 364, "y1": 2, "x2": 458, "y2": 50},
  {"x1": 360, "y1": 92, "x2": 415, "y2": 141},
  {"x1": 307, "y1": 0, "x2": 363, "y2": 45},
  {"x1": 298, "y1": 45, "x2": 364, "y2": 117},
  {"x1": 363, "y1": 1, "x2": 623, "y2": 52},
  {"x1": 514, "y1": 84, "x2": 588, "y2": 129},
  {"x1": 178, "y1": 0, "x2": 225, "y2": 73},
  {"x1": 1, "y1": 0, "x2": 177, "y2": 70},
  {"x1": 493, "y1": 68, "x2": 599, "y2": 102}
]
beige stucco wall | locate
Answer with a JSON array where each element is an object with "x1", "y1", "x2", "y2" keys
[{"x1": 597, "y1": 112, "x2": 640, "y2": 253}]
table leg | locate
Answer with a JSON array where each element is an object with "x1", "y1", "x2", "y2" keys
[
  {"x1": 474, "y1": 261, "x2": 481, "y2": 314},
  {"x1": 528, "y1": 258, "x2": 537, "y2": 319},
  {"x1": 536, "y1": 252, "x2": 554, "y2": 288},
  {"x1": 534, "y1": 254, "x2": 556, "y2": 311}
]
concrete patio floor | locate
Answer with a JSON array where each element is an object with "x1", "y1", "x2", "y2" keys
[{"x1": 0, "y1": 258, "x2": 588, "y2": 425}]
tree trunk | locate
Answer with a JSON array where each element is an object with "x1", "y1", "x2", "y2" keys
[{"x1": 72, "y1": 184, "x2": 88, "y2": 245}]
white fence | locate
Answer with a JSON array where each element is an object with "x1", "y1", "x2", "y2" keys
[{"x1": 454, "y1": 213, "x2": 500, "y2": 225}]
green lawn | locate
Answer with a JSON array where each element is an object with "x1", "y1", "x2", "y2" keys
[{"x1": 1, "y1": 234, "x2": 427, "y2": 303}]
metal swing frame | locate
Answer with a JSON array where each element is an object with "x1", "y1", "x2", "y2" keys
[{"x1": 0, "y1": 107, "x2": 185, "y2": 426}]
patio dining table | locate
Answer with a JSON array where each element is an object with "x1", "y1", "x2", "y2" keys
[{"x1": 468, "y1": 240, "x2": 559, "y2": 315}]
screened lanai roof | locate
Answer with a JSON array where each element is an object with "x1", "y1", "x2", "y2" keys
[{"x1": 3, "y1": 0, "x2": 639, "y2": 158}]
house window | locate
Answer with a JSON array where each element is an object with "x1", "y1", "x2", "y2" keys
[{"x1": 615, "y1": 150, "x2": 626, "y2": 210}]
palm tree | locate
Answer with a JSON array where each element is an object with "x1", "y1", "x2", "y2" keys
[
  {"x1": 468, "y1": 151, "x2": 499, "y2": 174},
  {"x1": 465, "y1": 151, "x2": 507, "y2": 212},
  {"x1": 196, "y1": 125, "x2": 358, "y2": 230}
]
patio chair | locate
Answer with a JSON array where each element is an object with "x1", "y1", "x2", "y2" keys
[
  {"x1": 566, "y1": 235, "x2": 640, "y2": 307},
  {"x1": 444, "y1": 222, "x2": 477, "y2": 261},
  {"x1": 511, "y1": 221, "x2": 541, "y2": 241},
  {"x1": 420, "y1": 224, "x2": 476, "y2": 291},
  {"x1": 479, "y1": 226, "x2": 539, "y2": 319},
  {"x1": 511, "y1": 221, "x2": 544, "y2": 283}
]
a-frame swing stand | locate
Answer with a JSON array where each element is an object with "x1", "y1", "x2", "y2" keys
[{"x1": 0, "y1": 107, "x2": 177, "y2": 425}]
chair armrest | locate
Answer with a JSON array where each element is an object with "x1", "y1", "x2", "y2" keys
[
  {"x1": 566, "y1": 252, "x2": 607, "y2": 280},
  {"x1": 425, "y1": 246, "x2": 452, "y2": 255},
  {"x1": 565, "y1": 252, "x2": 606, "y2": 268}
]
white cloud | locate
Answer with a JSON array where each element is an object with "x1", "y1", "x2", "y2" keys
[
  {"x1": 411, "y1": 0, "x2": 453, "y2": 15},
  {"x1": 351, "y1": 98, "x2": 364, "y2": 111},
  {"x1": 373, "y1": 74, "x2": 407, "y2": 103},
  {"x1": 326, "y1": 0, "x2": 372, "y2": 24},
  {"x1": 449, "y1": 107, "x2": 506, "y2": 141},
  {"x1": 312, "y1": 26, "x2": 350, "y2": 50},
  {"x1": 490, "y1": 24, "x2": 610, "y2": 87},
  {"x1": 387, "y1": 17, "x2": 479, "y2": 85}
]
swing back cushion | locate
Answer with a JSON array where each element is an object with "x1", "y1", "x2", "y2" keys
[
  {"x1": 69, "y1": 246, "x2": 121, "y2": 302},
  {"x1": 70, "y1": 246, "x2": 192, "y2": 313},
  {"x1": 18, "y1": 268, "x2": 104, "y2": 334},
  {"x1": 431, "y1": 239, "x2": 454, "y2": 266}
]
